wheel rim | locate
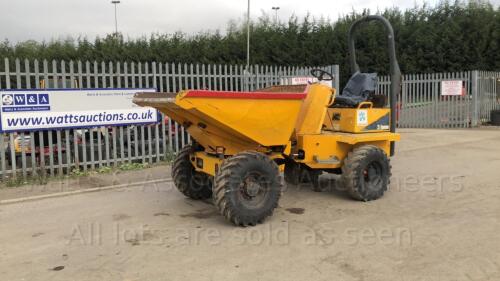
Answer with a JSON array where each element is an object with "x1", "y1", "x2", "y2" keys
[
  {"x1": 238, "y1": 172, "x2": 269, "y2": 209},
  {"x1": 362, "y1": 161, "x2": 383, "y2": 194}
]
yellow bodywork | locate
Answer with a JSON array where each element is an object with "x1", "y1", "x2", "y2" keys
[
  {"x1": 324, "y1": 103, "x2": 391, "y2": 133},
  {"x1": 294, "y1": 84, "x2": 335, "y2": 135},
  {"x1": 134, "y1": 90, "x2": 304, "y2": 156},
  {"x1": 294, "y1": 132, "x2": 399, "y2": 169},
  {"x1": 133, "y1": 83, "x2": 400, "y2": 176}
]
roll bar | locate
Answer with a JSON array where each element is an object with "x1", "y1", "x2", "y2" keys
[{"x1": 348, "y1": 15, "x2": 401, "y2": 156}]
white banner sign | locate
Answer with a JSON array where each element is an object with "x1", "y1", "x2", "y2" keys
[
  {"x1": 0, "y1": 88, "x2": 157, "y2": 132},
  {"x1": 280, "y1": 76, "x2": 333, "y2": 87},
  {"x1": 441, "y1": 80, "x2": 463, "y2": 96}
]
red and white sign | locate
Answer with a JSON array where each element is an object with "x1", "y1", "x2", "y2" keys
[
  {"x1": 441, "y1": 80, "x2": 463, "y2": 96},
  {"x1": 290, "y1": 77, "x2": 318, "y2": 85},
  {"x1": 280, "y1": 76, "x2": 333, "y2": 87}
]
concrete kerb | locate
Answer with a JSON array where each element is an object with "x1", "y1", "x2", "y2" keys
[{"x1": 0, "y1": 178, "x2": 173, "y2": 205}]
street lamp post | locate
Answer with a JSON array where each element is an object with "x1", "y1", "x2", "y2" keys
[
  {"x1": 111, "y1": 0, "x2": 120, "y2": 36},
  {"x1": 272, "y1": 6, "x2": 280, "y2": 24},
  {"x1": 246, "y1": 0, "x2": 250, "y2": 72}
]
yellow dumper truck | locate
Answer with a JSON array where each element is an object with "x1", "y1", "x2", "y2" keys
[{"x1": 134, "y1": 15, "x2": 401, "y2": 226}]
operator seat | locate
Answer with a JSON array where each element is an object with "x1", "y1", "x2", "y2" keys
[{"x1": 333, "y1": 72, "x2": 378, "y2": 107}]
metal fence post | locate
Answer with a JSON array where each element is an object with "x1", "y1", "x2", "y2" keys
[
  {"x1": 333, "y1": 65, "x2": 340, "y2": 90},
  {"x1": 471, "y1": 70, "x2": 479, "y2": 127},
  {"x1": 4, "y1": 58, "x2": 14, "y2": 179}
]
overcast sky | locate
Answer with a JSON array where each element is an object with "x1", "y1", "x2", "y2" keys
[{"x1": 1, "y1": 0, "x2": 497, "y2": 43}]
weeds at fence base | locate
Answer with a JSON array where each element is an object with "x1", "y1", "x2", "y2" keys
[
  {"x1": 70, "y1": 163, "x2": 150, "y2": 176},
  {"x1": 118, "y1": 163, "x2": 149, "y2": 171},
  {"x1": 1, "y1": 160, "x2": 171, "y2": 189},
  {"x1": 164, "y1": 150, "x2": 176, "y2": 163},
  {"x1": 3, "y1": 175, "x2": 49, "y2": 188}
]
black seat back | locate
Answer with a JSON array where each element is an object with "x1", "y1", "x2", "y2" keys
[{"x1": 334, "y1": 72, "x2": 378, "y2": 107}]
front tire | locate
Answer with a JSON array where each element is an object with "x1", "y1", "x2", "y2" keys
[
  {"x1": 172, "y1": 145, "x2": 212, "y2": 200},
  {"x1": 342, "y1": 145, "x2": 391, "y2": 201},
  {"x1": 214, "y1": 151, "x2": 281, "y2": 226}
]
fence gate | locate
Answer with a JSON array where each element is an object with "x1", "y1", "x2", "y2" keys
[
  {"x1": 378, "y1": 71, "x2": 500, "y2": 128},
  {"x1": 475, "y1": 71, "x2": 500, "y2": 125}
]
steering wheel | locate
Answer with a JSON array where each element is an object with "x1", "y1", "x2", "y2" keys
[{"x1": 310, "y1": 69, "x2": 334, "y2": 81}]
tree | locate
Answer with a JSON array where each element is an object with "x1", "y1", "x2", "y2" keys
[{"x1": 0, "y1": 0, "x2": 498, "y2": 86}]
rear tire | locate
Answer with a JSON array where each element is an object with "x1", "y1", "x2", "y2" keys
[
  {"x1": 214, "y1": 151, "x2": 281, "y2": 226},
  {"x1": 491, "y1": 110, "x2": 500, "y2": 125},
  {"x1": 172, "y1": 145, "x2": 212, "y2": 200},
  {"x1": 342, "y1": 145, "x2": 390, "y2": 201}
]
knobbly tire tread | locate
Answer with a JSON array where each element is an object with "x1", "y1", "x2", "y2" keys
[
  {"x1": 172, "y1": 145, "x2": 212, "y2": 200},
  {"x1": 341, "y1": 145, "x2": 391, "y2": 201},
  {"x1": 214, "y1": 151, "x2": 282, "y2": 226}
]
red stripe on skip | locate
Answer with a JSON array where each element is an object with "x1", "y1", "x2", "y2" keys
[{"x1": 184, "y1": 90, "x2": 307, "y2": 100}]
